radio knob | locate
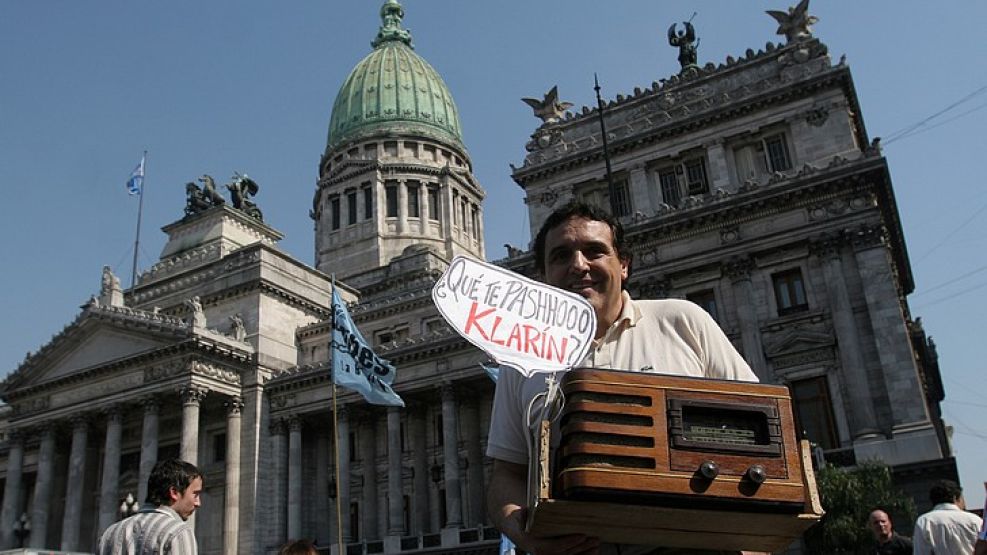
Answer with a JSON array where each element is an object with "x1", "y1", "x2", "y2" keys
[
  {"x1": 699, "y1": 460, "x2": 719, "y2": 480},
  {"x1": 745, "y1": 464, "x2": 767, "y2": 485}
]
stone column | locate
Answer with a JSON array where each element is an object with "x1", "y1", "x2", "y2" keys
[
  {"x1": 315, "y1": 430, "x2": 330, "y2": 546},
  {"x1": 462, "y1": 399, "x2": 485, "y2": 526},
  {"x1": 137, "y1": 396, "x2": 160, "y2": 504},
  {"x1": 29, "y1": 423, "x2": 57, "y2": 548},
  {"x1": 815, "y1": 236, "x2": 880, "y2": 439},
  {"x1": 180, "y1": 385, "x2": 207, "y2": 464},
  {"x1": 269, "y1": 419, "x2": 287, "y2": 546},
  {"x1": 361, "y1": 413, "x2": 379, "y2": 540},
  {"x1": 180, "y1": 385, "x2": 206, "y2": 535},
  {"x1": 224, "y1": 396, "x2": 243, "y2": 555},
  {"x1": 60, "y1": 416, "x2": 89, "y2": 551},
  {"x1": 724, "y1": 257, "x2": 768, "y2": 379},
  {"x1": 98, "y1": 407, "x2": 123, "y2": 534},
  {"x1": 386, "y1": 406, "x2": 404, "y2": 537},
  {"x1": 0, "y1": 430, "x2": 25, "y2": 548},
  {"x1": 410, "y1": 405, "x2": 430, "y2": 534},
  {"x1": 852, "y1": 226, "x2": 929, "y2": 427},
  {"x1": 440, "y1": 385, "x2": 463, "y2": 528},
  {"x1": 397, "y1": 179, "x2": 408, "y2": 232},
  {"x1": 287, "y1": 415, "x2": 303, "y2": 541},
  {"x1": 336, "y1": 407, "x2": 352, "y2": 543}
]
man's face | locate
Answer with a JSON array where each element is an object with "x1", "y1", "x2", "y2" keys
[
  {"x1": 542, "y1": 217, "x2": 629, "y2": 338},
  {"x1": 169, "y1": 476, "x2": 203, "y2": 521},
  {"x1": 869, "y1": 510, "x2": 892, "y2": 542}
]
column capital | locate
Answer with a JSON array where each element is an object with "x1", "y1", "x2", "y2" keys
[
  {"x1": 179, "y1": 384, "x2": 209, "y2": 406},
  {"x1": 439, "y1": 382, "x2": 456, "y2": 402},
  {"x1": 809, "y1": 232, "x2": 848, "y2": 260},
  {"x1": 140, "y1": 395, "x2": 161, "y2": 413},
  {"x1": 102, "y1": 404, "x2": 124, "y2": 423},
  {"x1": 225, "y1": 396, "x2": 245, "y2": 416},
  {"x1": 69, "y1": 413, "x2": 91, "y2": 432},
  {"x1": 723, "y1": 256, "x2": 755, "y2": 282},
  {"x1": 287, "y1": 414, "x2": 303, "y2": 433},
  {"x1": 269, "y1": 417, "x2": 287, "y2": 436},
  {"x1": 850, "y1": 224, "x2": 887, "y2": 250}
]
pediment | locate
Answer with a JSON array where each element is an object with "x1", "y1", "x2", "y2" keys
[
  {"x1": 13, "y1": 316, "x2": 183, "y2": 391},
  {"x1": 763, "y1": 326, "x2": 834, "y2": 358}
]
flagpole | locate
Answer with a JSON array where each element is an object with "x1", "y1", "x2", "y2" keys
[
  {"x1": 593, "y1": 75, "x2": 619, "y2": 216},
  {"x1": 330, "y1": 276, "x2": 344, "y2": 555},
  {"x1": 130, "y1": 150, "x2": 147, "y2": 289}
]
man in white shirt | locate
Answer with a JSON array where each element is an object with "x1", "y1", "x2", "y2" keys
[
  {"x1": 486, "y1": 203, "x2": 758, "y2": 555},
  {"x1": 913, "y1": 479, "x2": 982, "y2": 555}
]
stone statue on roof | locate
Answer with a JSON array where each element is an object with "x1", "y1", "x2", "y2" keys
[
  {"x1": 184, "y1": 175, "x2": 225, "y2": 217},
  {"x1": 668, "y1": 20, "x2": 699, "y2": 73},
  {"x1": 99, "y1": 265, "x2": 124, "y2": 307},
  {"x1": 767, "y1": 0, "x2": 818, "y2": 43},
  {"x1": 227, "y1": 172, "x2": 264, "y2": 221},
  {"x1": 522, "y1": 86, "x2": 574, "y2": 124}
]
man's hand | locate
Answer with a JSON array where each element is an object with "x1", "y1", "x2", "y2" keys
[{"x1": 487, "y1": 459, "x2": 600, "y2": 555}]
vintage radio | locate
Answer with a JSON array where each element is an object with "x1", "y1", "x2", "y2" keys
[{"x1": 527, "y1": 368, "x2": 823, "y2": 552}]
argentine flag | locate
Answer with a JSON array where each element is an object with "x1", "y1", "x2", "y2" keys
[
  {"x1": 126, "y1": 153, "x2": 145, "y2": 195},
  {"x1": 331, "y1": 288, "x2": 405, "y2": 407}
]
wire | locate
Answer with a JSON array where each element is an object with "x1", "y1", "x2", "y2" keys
[
  {"x1": 912, "y1": 278, "x2": 987, "y2": 310},
  {"x1": 912, "y1": 263, "x2": 987, "y2": 297},
  {"x1": 913, "y1": 199, "x2": 987, "y2": 264},
  {"x1": 883, "y1": 84, "x2": 987, "y2": 146}
]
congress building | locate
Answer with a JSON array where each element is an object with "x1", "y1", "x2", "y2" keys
[{"x1": 0, "y1": 1, "x2": 955, "y2": 553}]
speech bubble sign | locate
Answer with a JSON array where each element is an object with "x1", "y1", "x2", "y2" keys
[{"x1": 432, "y1": 256, "x2": 596, "y2": 378}]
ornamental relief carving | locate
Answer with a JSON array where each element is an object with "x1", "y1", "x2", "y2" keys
[
  {"x1": 270, "y1": 392, "x2": 296, "y2": 410},
  {"x1": 53, "y1": 372, "x2": 145, "y2": 406},
  {"x1": 11, "y1": 396, "x2": 50, "y2": 416},
  {"x1": 144, "y1": 361, "x2": 186, "y2": 383},
  {"x1": 190, "y1": 361, "x2": 241, "y2": 385}
]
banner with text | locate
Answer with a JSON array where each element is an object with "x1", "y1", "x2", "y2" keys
[{"x1": 432, "y1": 256, "x2": 595, "y2": 377}]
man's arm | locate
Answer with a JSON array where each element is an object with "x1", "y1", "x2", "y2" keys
[{"x1": 487, "y1": 459, "x2": 599, "y2": 555}]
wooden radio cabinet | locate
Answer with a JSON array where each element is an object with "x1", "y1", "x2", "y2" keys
[{"x1": 526, "y1": 368, "x2": 823, "y2": 552}]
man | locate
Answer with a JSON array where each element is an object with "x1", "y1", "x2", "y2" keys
[
  {"x1": 868, "y1": 508, "x2": 912, "y2": 554},
  {"x1": 97, "y1": 458, "x2": 203, "y2": 554},
  {"x1": 913, "y1": 479, "x2": 983, "y2": 555},
  {"x1": 486, "y1": 203, "x2": 758, "y2": 555}
]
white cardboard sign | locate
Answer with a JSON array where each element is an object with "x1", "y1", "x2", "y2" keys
[{"x1": 432, "y1": 256, "x2": 596, "y2": 377}]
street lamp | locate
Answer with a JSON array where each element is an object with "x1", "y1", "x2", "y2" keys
[
  {"x1": 119, "y1": 492, "x2": 140, "y2": 519},
  {"x1": 13, "y1": 512, "x2": 30, "y2": 548}
]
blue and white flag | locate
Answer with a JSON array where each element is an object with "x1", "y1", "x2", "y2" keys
[
  {"x1": 126, "y1": 153, "x2": 145, "y2": 195},
  {"x1": 481, "y1": 362, "x2": 500, "y2": 383},
  {"x1": 331, "y1": 288, "x2": 405, "y2": 407}
]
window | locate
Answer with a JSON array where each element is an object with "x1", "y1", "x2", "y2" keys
[
  {"x1": 686, "y1": 289, "x2": 718, "y2": 321},
  {"x1": 385, "y1": 183, "x2": 398, "y2": 217},
  {"x1": 427, "y1": 186, "x2": 440, "y2": 221},
  {"x1": 363, "y1": 185, "x2": 373, "y2": 220},
  {"x1": 471, "y1": 205, "x2": 480, "y2": 237},
  {"x1": 330, "y1": 195, "x2": 341, "y2": 230},
  {"x1": 659, "y1": 169, "x2": 681, "y2": 207},
  {"x1": 734, "y1": 131, "x2": 792, "y2": 182},
  {"x1": 350, "y1": 502, "x2": 360, "y2": 540},
  {"x1": 347, "y1": 189, "x2": 357, "y2": 225},
  {"x1": 349, "y1": 431, "x2": 356, "y2": 462},
  {"x1": 580, "y1": 178, "x2": 631, "y2": 217},
  {"x1": 460, "y1": 199, "x2": 468, "y2": 231},
  {"x1": 213, "y1": 433, "x2": 227, "y2": 463},
  {"x1": 423, "y1": 317, "x2": 445, "y2": 334},
  {"x1": 656, "y1": 155, "x2": 708, "y2": 205},
  {"x1": 790, "y1": 376, "x2": 839, "y2": 450},
  {"x1": 772, "y1": 268, "x2": 808, "y2": 315},
  {"x1": 407, "y1": 182, "x2": 420, "y2": 218}
]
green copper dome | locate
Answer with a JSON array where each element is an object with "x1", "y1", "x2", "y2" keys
[{"x1": 327, "y1": 0, "x2": 465, "y2": 152}]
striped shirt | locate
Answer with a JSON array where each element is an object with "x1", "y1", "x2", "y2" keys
[{"x1": 97, "y1": 504, "x2": 197, "y2": 555}]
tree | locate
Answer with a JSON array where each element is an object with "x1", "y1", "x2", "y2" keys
[{"x1": 803, "y1": 461, "x2": 915, "y2": 554}]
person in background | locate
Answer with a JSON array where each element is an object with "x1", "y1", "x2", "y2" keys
[
  {"x1": 97, "y1": 458, "x2": 203, "y2": 555},
  {"x1": 867, "y1": 508, "x2": 912, "y2": 554},
  {"x1": 278, "y1": 539, "x2": 319, "y2": 555},
  {"x1": 913, "y1": 479, "x2": 983, "y2": 555}
]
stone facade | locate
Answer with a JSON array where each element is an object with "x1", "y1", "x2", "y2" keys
[{"x1": 0, "y1": 3, "x2": 955, "y2": 555}]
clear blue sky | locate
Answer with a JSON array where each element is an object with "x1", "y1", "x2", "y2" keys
[{"x1": 2, "y1": 1, "x2": 985, "y2": 510}]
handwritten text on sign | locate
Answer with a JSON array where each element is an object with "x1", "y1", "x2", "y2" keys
[{"x1": 432, "y1": 256, "x2": 596, "y2": 377}]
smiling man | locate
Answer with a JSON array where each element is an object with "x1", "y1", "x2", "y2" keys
[
  {"x1": 97, "y1": 459, "x2": 203, "y2": 555},
  {"x1": 486, "y1": 203, "x2": 758, "y2": 555}
]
